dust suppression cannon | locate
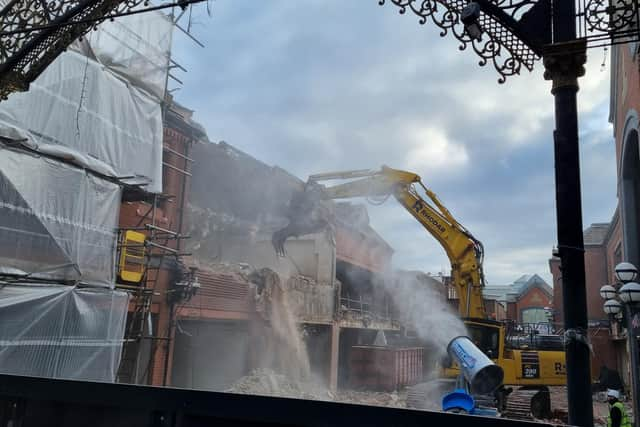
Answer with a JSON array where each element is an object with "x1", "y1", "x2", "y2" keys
[{"x1": 442, "y1": 336, "x2": 504, "y2": 415}]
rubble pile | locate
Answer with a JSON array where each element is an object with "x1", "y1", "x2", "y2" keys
[
  {"x1": 228, "y1": 369, "x2": 408, "y2": 408},
  {"x1": 193, "y1": 262, "x2": 255, "y2": 279},
  {"x1": 227, "y1": 369, "x2": 325, "y2": 400},
  {"x1": 330, "y1": 390, "x2": 407, "y2": 408}
]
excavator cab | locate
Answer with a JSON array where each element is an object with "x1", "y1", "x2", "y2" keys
[{"x1": 466, "y1": 320, "x2": 502, "y2": 360}]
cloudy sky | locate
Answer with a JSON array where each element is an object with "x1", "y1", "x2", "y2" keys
[{"x1": 170, "y1": 0, "x2": 616, "y2": 287}]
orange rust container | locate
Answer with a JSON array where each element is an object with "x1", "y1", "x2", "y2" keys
[{"x1": 348, "y1": 346, "x2": 423, "y2": 391}]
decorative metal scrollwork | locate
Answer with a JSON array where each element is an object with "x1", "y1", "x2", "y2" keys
[
  {"x1": 577, "y1": 0, "x2": 640, "y2": 47},
  {"x1": 0, "y1": 0, "x2": 149, "y2": 99},
  {"x1": 584, "y1": 0, "x2": 638, "y2": 33},
  {"x1": 0, "y1": 0, "x2": 201, "y2": 100},
  {"x1": 378, "y1": 0, "x2": 540, "y2": 83},
  {"x1": 492, "y1": 0, "x2": 538, "y2": 20}
]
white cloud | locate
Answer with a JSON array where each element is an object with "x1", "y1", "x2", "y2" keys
[
  {"x1": 172, "y1": 0, "x2": 617, "y2": 288},
  {"x1": 404, "y1": 125, "x2": 469, "y2": 171},
  {"x1": 484, "y1": 246, "x2": 555, "y2": 286}
]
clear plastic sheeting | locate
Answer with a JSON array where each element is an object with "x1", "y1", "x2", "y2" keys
[
  {"x1": 73, "y1": 10, "x2": 173, "y2": 100},
  {"x1": 0, "y1": 50, "x2": 163, "y2": 192},
  {"x1": 0, "y1": 146, "x2": 121, "y2": 287},
  {"x1": 0, "y1": 284, "x2": 129, "y2": 382}
]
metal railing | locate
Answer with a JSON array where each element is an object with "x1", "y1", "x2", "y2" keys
[{"x1": 339, "y1": 296, "x2": 399, "y2": 324}]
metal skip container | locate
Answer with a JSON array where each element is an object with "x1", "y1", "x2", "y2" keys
[{"x1": 447, "y1": 336, "x2": 504, "y2": 394}]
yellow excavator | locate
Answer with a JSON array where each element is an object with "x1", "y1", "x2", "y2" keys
[{"x1": 272, "y1": 166, "x2": 566, "y2": 419}]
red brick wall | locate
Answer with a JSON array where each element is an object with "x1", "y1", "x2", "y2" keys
[
  {"x1": 584, "y1": 246, "x2": 608, "y2": 320},
  {"x1": 594, "y1": 44, "x2": 640, "y2": 380},
  {"x1": 605, "y1": 218, "x2": 623, "y2": 285},
  {"x1": 613, "y1": 46, "x2": 640, "y2": 161},
  {"x1": 549, "y1": 257, "x2": 562, "y2": 325},
  {"x1": 590, "y1": 329, "x2": 618, "y2": 377},
  {"x1": 551, "y1": 244, "x2": 613, "y2": 324},
  {"x1": 179, "y1": 270, "x2": 252, "y2": 320},
  {"x1": 506, "y1": 301, "x2": 517, "y2": 321},
  {"x1": 515, "y1": 286, "x2": 552, "y2": 322},
  {"x1": 118, "y1": 123, "x2": 195, "y2": 386}
]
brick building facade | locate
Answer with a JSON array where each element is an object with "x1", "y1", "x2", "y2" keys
[
  {"x1": 545, "y1": 40, "x2": 640, "y2": 387},
  {"x1": 546, "y1": 39, "x2": 640, "y2": 385},
  {"x1": 549, "y1": 222, "x2": 620, "y2": 379},
  {"x1": 504, "y1": 275, "x2": 552, "y2": 324}
]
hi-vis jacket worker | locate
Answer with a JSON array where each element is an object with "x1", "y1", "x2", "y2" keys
[{"x1": 607, "y1": 389, "x2": 631, "y2": 427}]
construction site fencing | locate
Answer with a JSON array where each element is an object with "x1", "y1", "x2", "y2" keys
[{"x1": 339, "y1": 296, "x2": 398, "y2": 323}]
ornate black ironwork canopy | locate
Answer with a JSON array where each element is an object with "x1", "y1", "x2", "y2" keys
[
  {"x1": 0, "y1": 0, "x2": 202, "y2": 99},
  {"x1": 379, "y1": 0, "x2": 640, "y2": 83},
  {"x1": 0, "y1": 0, "x2": 639, "y2": 97}
]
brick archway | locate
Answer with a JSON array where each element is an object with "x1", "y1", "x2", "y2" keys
[{"x1": 621, "y1": 120, "x2": 640, "y2": 266}]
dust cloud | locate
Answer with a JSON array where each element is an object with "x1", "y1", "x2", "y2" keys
[
  {"x1": 250, "y1": 268, "x2": 311, "y2": 382},
  {"x1": 386, "y1": 271, "x2": 467, "y2": 361}
]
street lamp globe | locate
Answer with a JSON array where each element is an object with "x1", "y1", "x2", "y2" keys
[
  {"x1": 619, "y1": 282, "x2": 640, "y2": 304},
  {"x1": 604, "y1": 299, "x2": 623, "y2": 315},
  {"x1": 600, "y1": 284, "x2": 618, "y2": 300},
  {"x1": 615, "y1": 262, "x2": 639, "y2": 283}
]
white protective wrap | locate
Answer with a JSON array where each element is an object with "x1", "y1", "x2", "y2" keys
[
  {"x1": 0, "y1": 146, "x2": 121, "y2": 287},
  {"x1": 0, "y1": 50, "x2": 163, "y2": 192},
  {"x1": 75, "y1": 10, "x2": 173, "y2": 100},
  {"x1": 0, "y1": 284, "x2": 129, "y2": 382}
]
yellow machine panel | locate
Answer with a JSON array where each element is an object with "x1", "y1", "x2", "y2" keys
[
  {"x1": 510, "y1": 349, "x2": 566, "y2": 386},
  {"x1": 119, "y1": 230, "x2": 146, "y2": 283}
]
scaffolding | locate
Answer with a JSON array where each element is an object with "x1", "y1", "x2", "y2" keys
[
  {"x1": 112, "y1": 2, "x2": 205, "y2": 385},
  {"x1": 115, "y1": 140, "x2": 195, "y2": 384}
]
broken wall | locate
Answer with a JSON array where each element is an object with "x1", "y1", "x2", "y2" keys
[
  {"x1": 285, "y1": 275, "x2": 335, "y2": 324},
  {"x1": 187, "y1": 141, "x2": 336, "y2": 284}
]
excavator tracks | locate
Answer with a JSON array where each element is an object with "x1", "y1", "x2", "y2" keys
[{"x1": 502, "y1": 387, "x2": 552, "y2": 420}]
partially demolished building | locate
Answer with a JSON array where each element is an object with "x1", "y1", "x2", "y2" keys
[
  {"x1": 172, "y1": 141, "x2": 417, "y2": 391},
  {"x1": 0, "y1": 9, "x2": 434, "y2": 395},
  {"x1": 172, "y1": 141, "x2": 336, "y2": 389}
]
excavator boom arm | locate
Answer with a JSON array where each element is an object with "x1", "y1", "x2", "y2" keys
[{"x1": 274, "y1": 166, "x2": 486, "y2": 319}]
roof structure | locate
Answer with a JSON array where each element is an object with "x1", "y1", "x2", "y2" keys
[
  {"x1": 583, "y1": 223, "x2": 610, "y2": 246},
  {"x1": 505, "y1": 274, "x2": 552, "y2": 302},
  {"x1": 483, "y1": 274, "x2": 552, "y2": 303},
  {"x1": 483, "y1": 286, "x2": 510, "y2": 301}
]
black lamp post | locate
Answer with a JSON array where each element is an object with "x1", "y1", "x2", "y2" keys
[{"x1": 601, "y1": 262, "x2": 640, "y2": 427}]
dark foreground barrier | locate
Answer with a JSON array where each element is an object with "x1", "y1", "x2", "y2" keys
[{"x1": 0, "y1": 374, "x2": 556, "y2": 427}]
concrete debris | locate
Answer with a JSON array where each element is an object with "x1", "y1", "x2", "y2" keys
[
  {"x1": 191, "y1": 262, "x2": 320, "y2": 292},
  {"x1": 204, "y1": 262, "x2": 255, "y2": 278},
  {"x1": 227, "y1": 369, "x2": 407, "y2": 408},
  {"x1": 330, "y1": 390, "x2": 407, "y2": 408},
  {"x1": 226, "y1": 369, "x2": 325, "y2": 400}
]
